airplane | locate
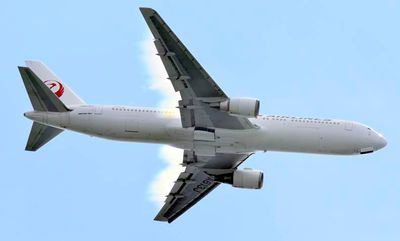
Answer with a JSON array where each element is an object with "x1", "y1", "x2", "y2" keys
[{"x1": 19, "y1": 7, "x2": 387, "y2": 223}]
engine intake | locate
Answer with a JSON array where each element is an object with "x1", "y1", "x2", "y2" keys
[
  {"x1": 232, "y1": 168, "x2": 263, "y2": 189},
  {"x1": 220, "y1": 98, "x2": 260, "y2": 117}
]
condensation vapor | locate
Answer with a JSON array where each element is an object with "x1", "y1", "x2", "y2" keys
[{"x1": 142, "y1": 36, "x2": 184, "y2": 207}]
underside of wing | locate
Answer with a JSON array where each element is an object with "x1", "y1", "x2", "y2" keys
[
  {"x1": 140, "y1": 8, "x2": 255, "y2": 130},
  {"x1": 155, "y1": 151, "x2": 252, "y2": 223},
  {"x1": 154, "y1": 166, "x2": 219, "y2": 223},
  {"x1": 140, "y1": 7, "x2": 226, "y2": 99}
]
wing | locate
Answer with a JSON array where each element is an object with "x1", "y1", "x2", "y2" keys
[
  {"x1": 155, "y1": 151, "x2": 252, "y2": 223},
  {"x1": 141, "y1": 7, "x2": 256, "y2": 222},
  {"x1": 140, "y1": 8, "x2": 254, "y2": 129}
]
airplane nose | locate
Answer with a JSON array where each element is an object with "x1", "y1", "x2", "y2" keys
[{"x1": 373, "y1": 132, "x2": 387, "y2": 151}]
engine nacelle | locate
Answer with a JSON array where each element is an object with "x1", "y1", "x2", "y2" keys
[
  {"x1": 220, "y1": 98, "x2": 260, "y2": 117},
  {"x1": 232, "y1": 168, "x2": 263, "y2": 189}
]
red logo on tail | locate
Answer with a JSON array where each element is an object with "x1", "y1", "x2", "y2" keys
[{"x1": 44, "y1": 80, "x2": 64, "y2": 97}]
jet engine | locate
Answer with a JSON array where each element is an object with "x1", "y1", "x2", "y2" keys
[
  {"x1": 219, "y1": 98, "x2": 260, "y2": 117},
  {"x1": 232, "y1": 168, "x2": 264, "y2": 189}
]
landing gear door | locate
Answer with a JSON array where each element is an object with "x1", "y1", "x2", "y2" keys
[
  {"x1": 193, "y1": 128, "x2": 215, "y2": 142},
  {"x1": 193, "y1": 127, "x2": 216, "y2": 156}
]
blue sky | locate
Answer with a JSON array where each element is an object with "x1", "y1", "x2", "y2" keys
[{"x1": 1, "y1": 0, "x2": 399, "y2": 240}]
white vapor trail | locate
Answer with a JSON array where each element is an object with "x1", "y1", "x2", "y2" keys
[{"x1": 142, "y1": 37, "x2": 184, "y2": 207}]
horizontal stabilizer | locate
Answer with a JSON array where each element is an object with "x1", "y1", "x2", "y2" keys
[{"x1": 26, "y1": 122, "x2": 63, "y2": 151}]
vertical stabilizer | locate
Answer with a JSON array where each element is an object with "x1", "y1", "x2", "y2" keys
[
  {"x1": 18, "y1": 66, "x2": 69, "y2": 112},
  {"x1": 25, "y1": 60, "x2": 86, "y2": 107},
  {"x1": 19, "y1": 61, "x2": 77, "y2": 151}
]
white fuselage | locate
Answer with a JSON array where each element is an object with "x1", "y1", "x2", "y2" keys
[{"x1": 25, "y1": 105, "x2": 387, "y2": 155}]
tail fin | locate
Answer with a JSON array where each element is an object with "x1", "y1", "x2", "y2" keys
[
  {"x1": 18, "y1": 60, "x2": 82, "y2": 151},
  {"x1": 25, "y1": 60, "x2": 85, "y2": 107},
  {"x1": 18, "y1": 66, "x2": 69, "y2": 112},
  {"x1": 19, "y1": 66, "x2": 65, "y2": 151}
]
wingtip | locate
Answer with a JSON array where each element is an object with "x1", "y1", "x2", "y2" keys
[
  {"x1": 139, "y1": 7, "x2": 157, "y2": 16},
  {"x1": 25, "y1": 146, "x2": 36, "y2": 152},
  {"x1": 139, "y1": 7, "x2": 154, "y2": 12},
  {"x1": 154, "y1": 215, "x2": 169, "y2": 222}
]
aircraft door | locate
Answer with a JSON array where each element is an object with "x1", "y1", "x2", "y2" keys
[
  {"x1": 90, "y1": 106, "x2": 103, "y2": 134},
  {"x1": 344, "y1": 121, "x2": 353, "y2": 131},
  {"x1": 94, "y1": 106, "x2": 103, "y2": 115},
  {"x1": 125, "y1": 118, "x2": 139, "y2": 133}
]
